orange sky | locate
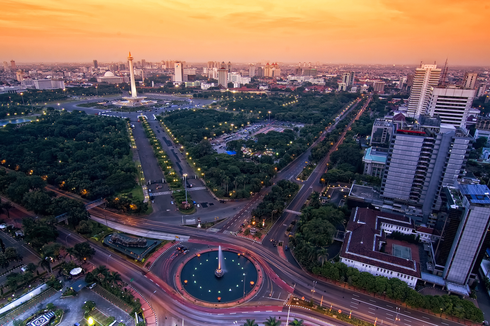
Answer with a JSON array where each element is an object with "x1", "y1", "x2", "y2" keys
[{"x1": 2, "y1": 0, "x2": 489, "y2": 65}]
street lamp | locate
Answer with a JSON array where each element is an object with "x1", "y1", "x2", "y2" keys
[
  {"x1": 20, "y1": 92, "x2": 24, "y2": 105},
  {"x1": 268, "y1": 111, "x2": 271, "y2": 123},
  {"x1": 183, "y1": 173, "x2": 188, "y2": 204}
]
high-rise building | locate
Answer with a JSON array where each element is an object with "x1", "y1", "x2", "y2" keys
[
  {"x1": 249, "y1": 64, "x2": 256, "y2": 77},
  {"x1": 141, "y1": 59, "x2": 146, "y2": 68},
  {"x1": 442, "y1": 184, "x2": 490, "y2": 290},
  {"x1": 256, "y1": 66, "x2": 264, "y2": 77},
  {"x1": 217, "y1": 62, "x2": 227, "y2": 87},
  {"x1": 10, "y1": 60, "x2": 16, "y2": 70},
  {"x1": 462, "y1": 72, "x2": 478, "y2": 89},
  {"x1": 349, "y1": 71, "x2": 355, "y2": 86},
  {"x1": 341, "y1": 72, "x2": 351, "y2": 86},
  {"x1": 426, "y1": 86, "x2": 476, "y2": 129},
  {"x1": 380, "y1": 116, "x2": 472, "y2": 222},
  {"x1": 477, "y1": 82, "x2": 488, "y2": 98},
  {"x1": 174, "y1": 62, "x2": 183, "y2": 83},
  {"x1": 93, "y1": 60, "x2": 98, "y2": 69},
  {"x1": 3, "y1": 61, "x2": 9, "y2": 72},
  {"x1": 373, "y1": 81, "x2": 385, "y2": 93},
  {"x1": 16, "y1": 70, "x2": 24, "y2": 82},
  {"x1": 207, "y1": 61, "x2": 214, "y2": 69},
  {"x1": 407, "y1": 64, "x2": 441, "y2": 118},
  {"x1": 294, "y1": 66, "x2": 302, "y2": 76},
  {"x1": 227, "y1": 61, "x2": 232, "y2": 73}
]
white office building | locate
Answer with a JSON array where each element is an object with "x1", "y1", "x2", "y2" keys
[
  {"x1": 174, "y1": 62, "x2": 183, "y2": 83},
  {"x1": 407, "y1": 64, "x2": 441, "y2": 118},
  {"x1": 426, "y1": 86, "x2": 476, "y2": 129}
]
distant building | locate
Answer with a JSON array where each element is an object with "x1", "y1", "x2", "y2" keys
[
  {"x1": 477, "y1": 82, "x2": 488, "y2": 97},
  {"x1": 174, "y1": 62, "x2": 183, "y2": 83},
  {"x1": 474, "y1": 117, "x2": 490, "y2": 142},
  {"x1": 249, "y1": 64, "x2": 256, "y2": 77},
  {"x1": 97, "y1": 71, "x2": 126, "y2": 84},
  {"x1": 338, "y1": 82, "x2": 347, "y2": 91},
  {"x1": 227, "y1": 61, "x2": 232, "y2": 73},
  {"x1": 426, "y1": 86, "x2": 476, "y2": 129},
  {"x1": 16, "y1": 70, "x2": 24, "y2": 82},
  {"x1": 217, "y1": 63, "x2": 227, "y2": 87},
  {"x1": 10, "y1": 60, "x2": 16, "y2": 70},
  {"x1": 33, "y1": 79, "x2": 65, "y2": 90},
  {"x1": 362, "y1": 147, "x2": 387, "y2": 178},
  {"x1": 462, "y1": 72, "x2": 478, "y2": 89},
  {"x1": 407, "y1": 64, "x2": 441, "y2": 118},
  {"x1": 3, "y1": 61, "x2": 9, "y2": 72},
  {"x1": 93, "y1": 60, "x2": 98, "y2": 69},
  {"x1": 373, "y1": 81, "x2": 385, "y2": 93}
]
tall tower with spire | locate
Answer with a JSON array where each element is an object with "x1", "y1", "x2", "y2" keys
[{"x1": 128, "y1": 52, "x2": 138, "y2": 98}]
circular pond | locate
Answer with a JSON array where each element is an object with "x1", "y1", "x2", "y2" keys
[{"x1": 179, "y1": 250, "x2": 258, "y2": 303}]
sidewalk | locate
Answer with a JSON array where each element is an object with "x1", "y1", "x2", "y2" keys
[
  {"x1": 144, "y1": 241, "x2": 175, "y2": 270},
  {"x1": 130, "y1": 285, "x2": 157, "y2": 326}
]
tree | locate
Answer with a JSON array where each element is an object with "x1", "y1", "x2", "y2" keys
[
  {"x1": 40, "y1": 242, "x2": 62, "y2": 273},
  {"x1": 317, "y1": 248, "x2": 329, "y2": 267},
  {"x1": 83, "y1": 300, "x2": 96, "y2": 313},
  {"x1": 288, "y1": 319, "x2": 304, "y2": 326},
  {"x1": 4, "y1": 247, "x2": 18, "y2": 261},
  {"x1": 265, "y1": 316, "x2": 281, "y2": 326},
  {"x1": 1, "y1": 201, "x2": 13, "y2": 219},
  {"x1": 72, "y1": 242, "x2": 96, "y2": 261},
  {"x1": 243, "y1": 319, "x2": 258, "y2": 326}
]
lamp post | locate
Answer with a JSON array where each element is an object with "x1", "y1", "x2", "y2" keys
[
  {"x1": 183, "y1": 174, "x2": 188, "y2": 204},
  {"x1": 20, "y1": 92, "x2": 24, "y2": 105},
  {"x1": 268, "y1": 111, "x2": 271, "y2": 123}
]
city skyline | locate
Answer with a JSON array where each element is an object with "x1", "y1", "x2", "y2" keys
[{"x1": 2, "y1": 0, "x2": 489, "y2": 65}]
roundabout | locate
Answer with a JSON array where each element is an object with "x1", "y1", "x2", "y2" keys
[{"x1": 172, "y1": 244, "x2": 268, "y2": 308}]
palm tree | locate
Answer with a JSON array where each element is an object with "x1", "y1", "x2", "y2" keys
[
  {"x1": 317, "y1": 248, "x2": 329, "y2": 266},
  {"x1": 288, "y1": 319, "x2": 304, "y2": 326},
  {"x1": 265, "y1": 316, "x2": 281, "y2": 326},
  {"x1": 243, "y1": 319, "x2": 258, "y2": 326}
]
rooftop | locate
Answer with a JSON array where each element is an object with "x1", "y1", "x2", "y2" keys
[
  {"x1": 341, "y1": 207, "x2": 421, "y2": 278},
  {"x1": 459, "y1": 184, "x2": 490, "y2": 205},
  {"x1": 363, "y1": 147, "x2": 388, "y2": 164}
]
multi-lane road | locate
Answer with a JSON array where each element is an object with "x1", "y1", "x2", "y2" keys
[{"x1": 56, "y1": 95, "x2": 470, "y2": 326}]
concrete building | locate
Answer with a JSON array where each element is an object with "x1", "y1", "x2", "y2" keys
[
  {"x1": 249, "y1": 64, "x2": 256, "y2": 77},
  {"x1": 338, "y1": 83, "x2": 347, "y2": 91},
  {"x1": 96, "y1": 71, "x2": 127, "y2": 84},
  {"x1": 174, "y1": 62, "x2": 183, "y2": 83},
  {"x1": 217, "y1": 63, "x2": 228, "y2": 87},
  {"x1": 380, "y1": 116, "x2": 472, "y2": 223},
  {"x1": 10, "y1": 60, "x2": 16, "y2": 70},
  {"x1": 342, "y1": 72, "x2": 351, "y2": 87},
  {"x1": 426, "y1": 86, "x2": 476, "y2": 129},
  {"x1": 33, "y1": 79, "x2": 65, "y2": 90},
  {"x1": 407, "y1": 64, "x2": 441, "y2": 118},
  {"x1": 362, "y1": 147, "x2": 387, "y2": 178},
  {"x1": 373, "y1": 81, "x2": 385, "y2": 93},
  {"x1": 441, "y1": 184, "x2": 490, "y2": 294},
  {"x1": 340, "y1": 207, "x2": 421, "y2": 288},
  {"x1": 462, "y1": 72, "x2": 478, "y2": 89},
  {"x1": 475, "y1": 117, "x2": 490, "y2": 143},
  {"x1": 93, "y1": 60, "x2": 98, "y2": 69},
  {"x1": 477, "y1": 82, "x2": 488, "y2": 97}
]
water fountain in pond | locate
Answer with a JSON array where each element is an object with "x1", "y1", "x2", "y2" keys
[{"x1": 215, "y1": 245, "x2": 225, "y2": 278}]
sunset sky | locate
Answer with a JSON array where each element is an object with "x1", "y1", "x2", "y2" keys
[{"x1": 2, "y1": 0, "x2": 489, "y2": 65}]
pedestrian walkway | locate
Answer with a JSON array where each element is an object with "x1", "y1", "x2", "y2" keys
[{"x1": 91, "y1": 285, "x2": 133, "y2": 314}]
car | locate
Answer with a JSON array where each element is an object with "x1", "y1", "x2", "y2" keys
[
  {"x1": 197, "y1": 204, "x2": 200, "y2": 207},
  {"x1": 88, "y1": 283, "x2": 96, "y2": 289},
  {"x1": 171, "y1": 201, "x2": 174, "y2": 205}
]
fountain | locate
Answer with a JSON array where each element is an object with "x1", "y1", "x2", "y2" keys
[{"x1": 215, "y1": 245, "x2": 225, "y2": 277}]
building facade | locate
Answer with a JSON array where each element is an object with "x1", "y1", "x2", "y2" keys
[
  {"x1": 407, "y1": 64, "x2": 441, "y2": 118},
  {"x1": 426, "y1": 86, "x2": 476, "y2": 129},
  {"x1": 174, "y1": 62, "x2": 183, "y2": 83},
  {"x1": 380, "y1": 117, "x2": 472, "y2": 222}
]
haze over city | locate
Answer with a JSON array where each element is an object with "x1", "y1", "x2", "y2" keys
[{"x1": 2, "y1": 0, "x2": 489, "y2": 65}]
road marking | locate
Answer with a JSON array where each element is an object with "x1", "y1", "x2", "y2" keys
[
  {"x1": 352, "y1": 294, "x2": 359, "y2": 297},
  {"x1": 368, "y1": 311, "x2": 376, "y2": 315},
  {"x1": 369, "y1": 299, "x2": 376, "y2": 303},
  {"x1": 350, "y1": 306, "x2": 358, "y2": 309},
  {"x1": 386, "y1": 305, "x2": 393, "y2": 308},
  {"x1": 441, "y1": 323, "x2": 449, "y2": 325},
  {"x1": 386, "y1": 313, "x2": 393, "y2": 316},
  {"x1": 404, "y1": 323, "x2": 411, "y2": 326},
  {"x1": 422, "y1": 316, "x2": 429, "y2": 320}
]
